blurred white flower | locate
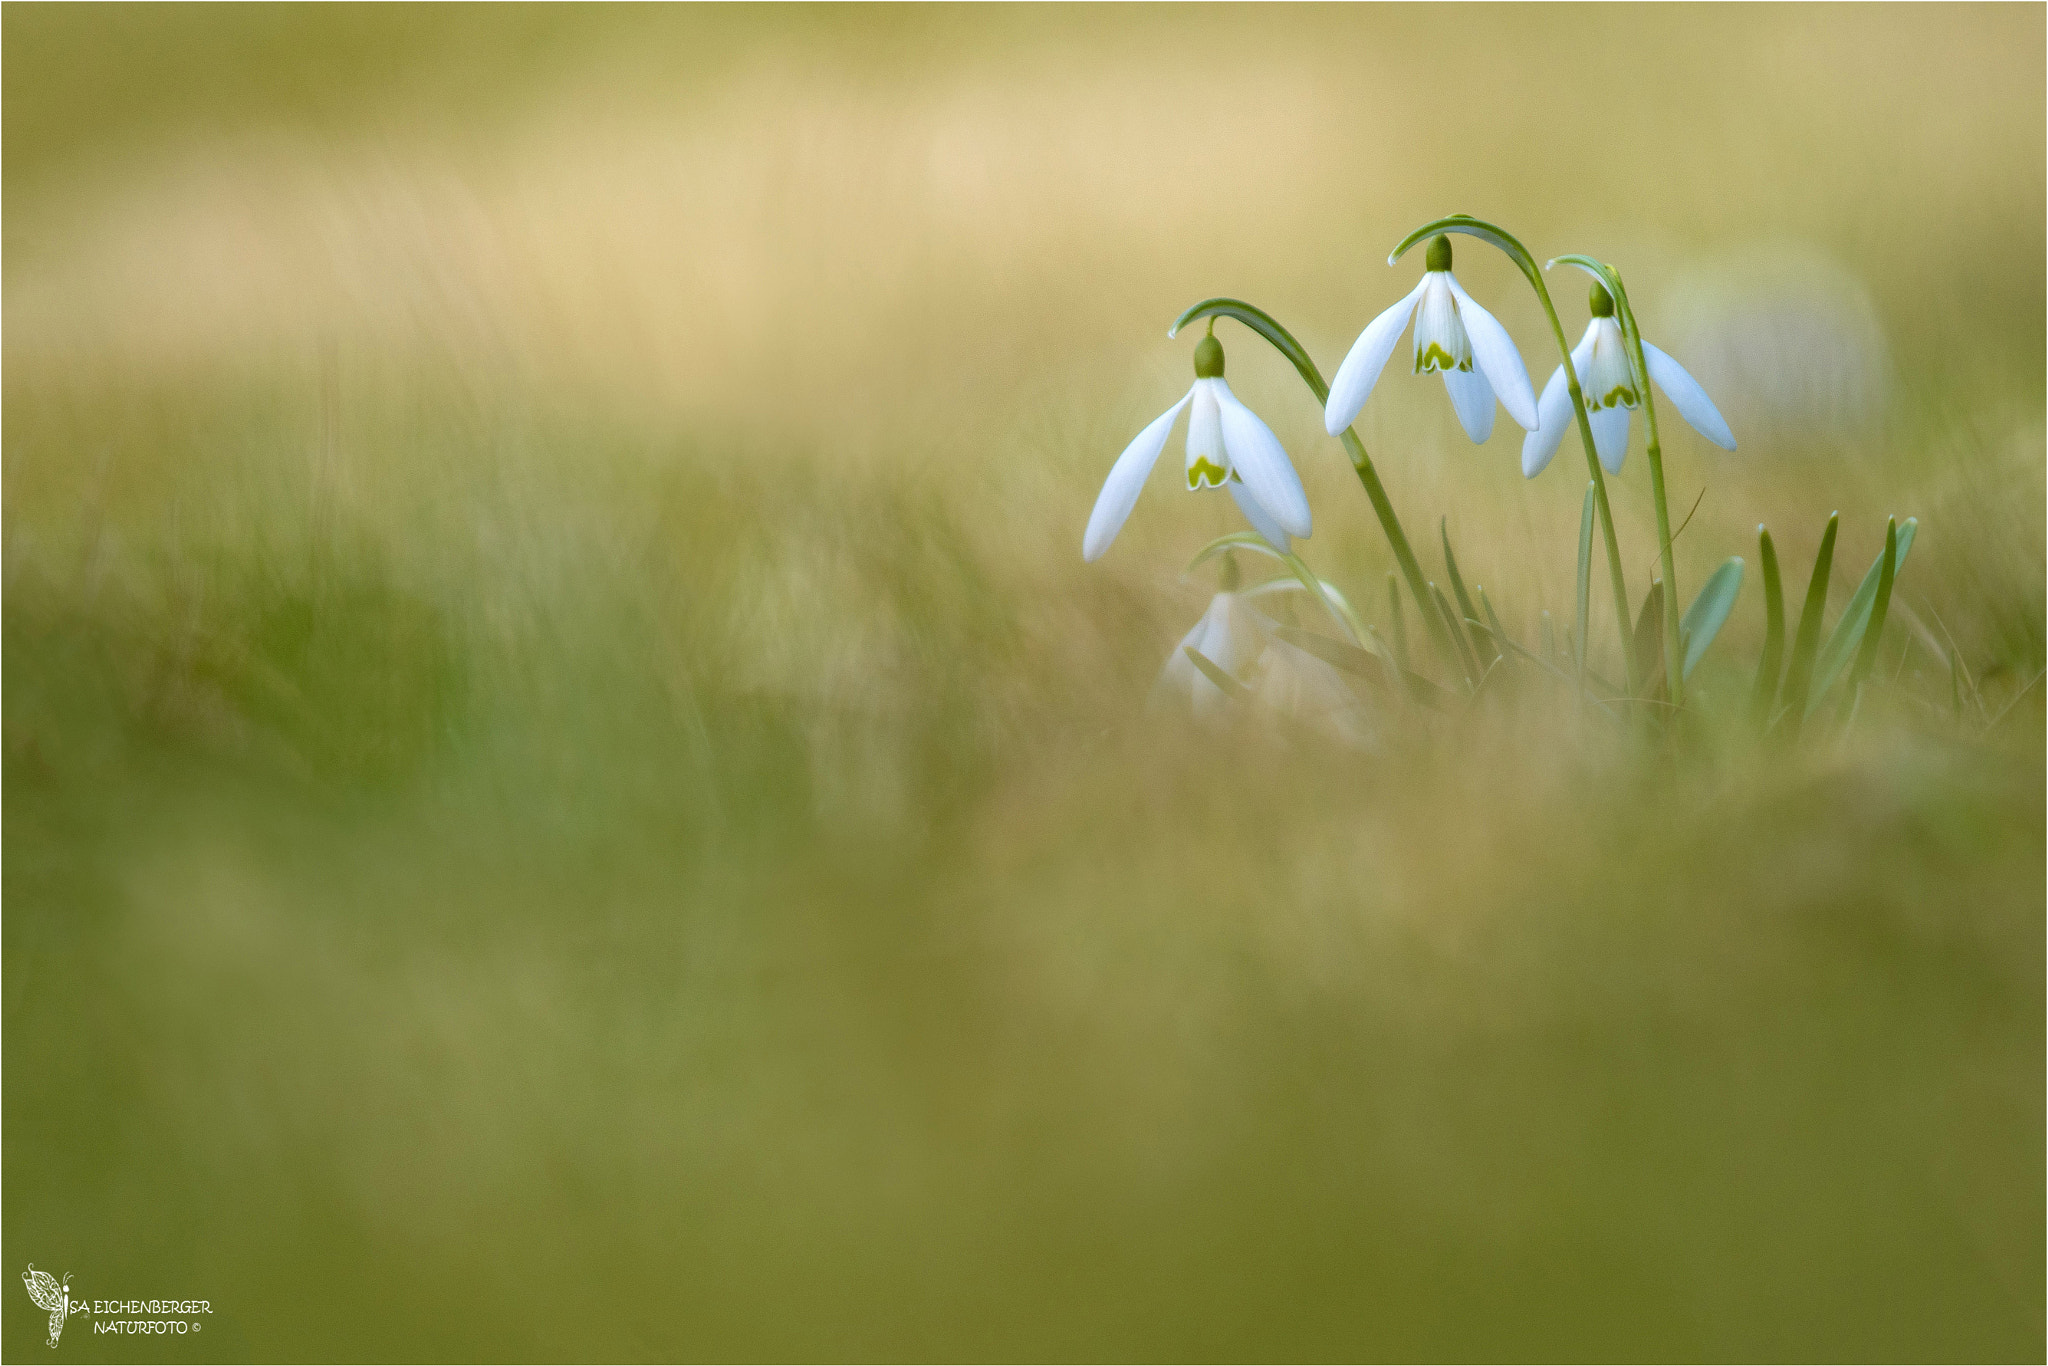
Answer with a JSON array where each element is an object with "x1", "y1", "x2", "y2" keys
[
  {"x1": 1659, "y1": 242, "x2": 1889, "y2": 439},
  {"x1": 1152, "y1": 589, "x2": 1266, "y2": 719},
  {"x1": 1522, "y1": 282, "x2": 1736, "y2": 477},
  {"x1": 1152, "y1": 585, "x2": 1374, "y2": 747},
  {"x1": 1083, "y1": 334, "x2": 1311, "y2": 563},
  {"x1": 1325, "y1": 234, "x2": 1540, "y2": 444}
]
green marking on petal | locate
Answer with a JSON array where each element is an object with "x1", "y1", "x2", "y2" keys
[
  {"x1": 1595, "y1": 386, "x2": 1638, "y2": 409},
  {"x1": 1187, "y1": 456, "x2": 1230, "y2": 489},
  {"x1": 1415, "y1": 342, "x2": 1461, "y2": 374}
]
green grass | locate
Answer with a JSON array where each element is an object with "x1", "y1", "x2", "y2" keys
[{"x1": 5, "y1": 6, "x2": 2044, "y2": 1360}]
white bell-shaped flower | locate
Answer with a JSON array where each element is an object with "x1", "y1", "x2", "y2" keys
[
  {"x1": 1084, "y1": 334, "x2": 1313, "y2": 563},
  {"x1": 1522, "y1": 282, "x2": 1737, "y2": 477},
  {"x1": 1151, "y1": 581, "x2": 1375, "y2": 746},
  {"x1": 1151, "y1": 589, "x2": 1266, "y2": 719},
  {"x1": 1325, "y1": 234, "x2": 1541, "y2": 444}
]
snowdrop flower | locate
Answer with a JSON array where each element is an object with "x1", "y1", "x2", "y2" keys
[
  {"x1": 1151, "y1": 579, "x2": 1376, "y2": 746},
  {"x1": 1083, "y1": 333, "x2": 1312, "y2": 563},
  {"x1": 1522, "y1": 281, "x2": 1737, "y2": 477},
  {"x1": 1325, "y1": 235, "x2": 1540, "y2": 444},
  {"x1": 1151, "y1": 587, "x2": 1265, "y2": 719}
]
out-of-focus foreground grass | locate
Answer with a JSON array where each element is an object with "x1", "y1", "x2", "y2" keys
[{"x1": 5, "y1": 6, "x2": 2043, "y2": 1360}]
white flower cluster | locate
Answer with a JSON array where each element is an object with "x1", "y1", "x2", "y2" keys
[{"x1": 1082, "y1": 230, "x2": 1738, "y2": 724}]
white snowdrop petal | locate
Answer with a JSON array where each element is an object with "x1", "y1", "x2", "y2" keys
[
  {"x1": 1441, "y1": 367, "x2": 1497, "y2": 444},
  {"x1": 1185, "y1": 380, "x2": 1228, "y2": 488},
  {"x1": 1590, "y1": 404, "x2": 1631, "y2": 473},
  {"x1": 1227, "y1": 479, "x2": 1293, "y2": 554},
  {"x1": 1523, "y1": 325, "x2": 1601, "y2": 477},
  {"x1": 1411, "y1": 274, "x2": 1468, "y2": 374},
  {"x1": 1573, "y1": 319, "x2": 1601, "y2": 366},
  {"x1": 1643, "y1": 341, "x2": 1737, "y2": 450},
  {"x1": 1446, "y1": 273, "x2": 1540, "y2": 429},
  {"x1": 1213, "y1": 380, "x2": 1312, "y2": 539},
  {"x1": 1581, "y1": 317, "x2": 1638, "y2": 411},
  {"x1": 1522, "y1": 365, "x2": 1573, "y2": 477},
  {"x1": 1324, "y1": 277, "x2": 1427, "y2": 434},
  {"x1": 1190, "y1": 595, "x2": 1255, "y2": 717},
  {"x1": 1083, "y1": 388, "x2": 1193, "y2": 561}
]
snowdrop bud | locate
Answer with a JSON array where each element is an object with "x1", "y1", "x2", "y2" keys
[
  {"x1": 1193, "y1": 334, "x2": 1225, "y2": 379},
  {"x1": 1425, "y1": 234, "x2": 1453, "y2": 272}
]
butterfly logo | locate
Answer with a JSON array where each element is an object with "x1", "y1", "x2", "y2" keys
[{"x1": 22, "y1": 1266, "x2": 75, "y2": 1349}]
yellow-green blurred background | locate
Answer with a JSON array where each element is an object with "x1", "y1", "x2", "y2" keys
[{"x1": 5, "y1": 5, "x2": 2042, "y2": 1359}]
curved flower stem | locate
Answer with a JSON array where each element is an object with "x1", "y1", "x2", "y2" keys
[
  {"x1": 1621, "y1": 314, "x2": 1683, "y2": 708},
  {"x1": 1554, "y1": 260, "x2": 1683, "y2": 708},
  {"x1": 1170, "y1": 297, "x2": 1461, "y2": 678},
  {"x1": 1390, "y1": 217, "x2": 1641, "y2": 694}
]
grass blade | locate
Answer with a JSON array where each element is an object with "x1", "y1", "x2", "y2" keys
[
  {"x1": 1440, "y1": 518, "x2": 1494, "y2": 663},
  {"x1": 1808, "y1": 517, "x2": 1917, "y2": 714},
  {"x1": 1748, "y1": 526, "x2": 1785, "y2": 728},
  {"x1": 1477, "y1": 584, "x2": 1513, "y2": 670},
  {"x1": 1835, "y1": 518, "x2": 1901, "y2": 721},
  {"x1": 1465, "y1": 654, "x2": 1506, "y2": 710},
  {"x1": 1631, "y1": 580, "x2": 1666, "y2": 699},
  {"x1": 1274, "y1": 624, "x2": 1452, "y2": 710},
  {"x1": 1777, "y1": 511, "x2": 1839, "y2": 735},
  {"x1": 1270, "y1": 624, "x2": 1390, "y2": 695},
  {"x1": 1466, "y1": 618, "x2": 1619, "y2": 718},
  {"x1": 1575, "y1": 480, "x2": 1595, "y2": 686},
  {"x1": 1183, "y1": 646, "x2": 1249, "y2": 701},
  {"x1": 1679, "y1": 557, "x2": 1745, "y2": 679},
  {"x1": 1433, "y1": 582, "x2": 1480, "y2": 687},
  {"x1": 1386, "y1": 572, "x2": 1410, "y2": 674}
]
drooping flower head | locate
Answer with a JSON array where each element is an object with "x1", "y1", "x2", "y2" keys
[
  {"x1": 1521, "y1": 281, "x2": 1737, "y2": 478},
  {"x1": 1151, "y1": 574, "x2": 1374, "y2": 746},
  {"x1": 1084, "y1": 332, "x2": 1312, "y2": 562},
  {"x1": 1152, "y1": 585, "x2": 1264, "y2": 719},
  {"x1": 1324, "y1": 235, "x2": 1541, "y2": 445}
]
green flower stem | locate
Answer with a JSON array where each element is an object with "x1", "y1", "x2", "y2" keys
[
  {"x1": 1606, "y1": 273, "x2": 1685, "y2": 709},
  {"x1": 1531, "y1": 285, "x2": 1639, "y2": 695},
  {"x1": 1338, "y1": 427, "x2": 1461, "y2": 672},
  {"x1": 1390, "y1": 218, "x2": 1640, "y2": 693},
  {"x1": 1170, "y1": 297, "x2": 1461, "y2": 678}
]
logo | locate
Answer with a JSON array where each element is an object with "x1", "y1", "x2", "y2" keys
[
  {"x1": 20, "y1": 1265, "x2": 212, "y2": 1347},
  {"x1": 21, "y1": 1266, "x2": 75, "y2": 1349}
]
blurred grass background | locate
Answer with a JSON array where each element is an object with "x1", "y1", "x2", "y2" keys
[{"x1": 4, "y1": 5, "x2": 2042, "y2": 1359}]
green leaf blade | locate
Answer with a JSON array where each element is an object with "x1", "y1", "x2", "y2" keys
[
  {"x1": 1440, "y1": 519, "x2": 1493, "y2": 664},
  {"x1": 1433, "y1": 582, "x2": 1480, "y2": 688},
  {"x1": 1807, "y1": 517, "x2": 1917, "y2": 714},
  {"x1": 1749, "y1": 526, "x2": 1785, "y2": 728},
  {"x1": 1183, "y1": 646, "x2": 1250, "y2": 701},
  {"x1": 1680, "y1": 557, "x2": 1745, "y2": 679},
  {"x1": 1779, "y1": 512, "x2": 1840, "y2": 733}
]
